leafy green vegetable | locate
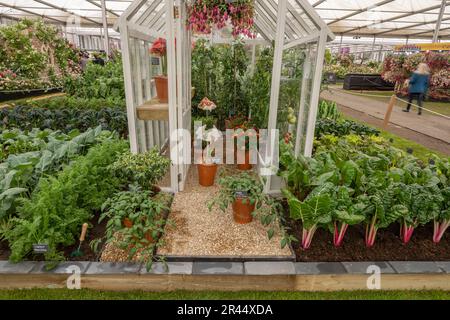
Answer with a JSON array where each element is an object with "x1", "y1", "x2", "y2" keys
[{"x1": 2, "y1": 139, "x2": 128, "y2": 263}]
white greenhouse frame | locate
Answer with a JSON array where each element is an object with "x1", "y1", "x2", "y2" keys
[{"x1": 115, "y1": 0, "x2": 334, "y2": 194}]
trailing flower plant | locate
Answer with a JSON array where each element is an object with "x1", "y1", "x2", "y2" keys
[{"x1": 188, "y1": 0, "x2": 256, "y2": 38}]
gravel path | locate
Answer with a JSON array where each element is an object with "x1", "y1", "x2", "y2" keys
[{"x1": 157, "y1": 166, "x2": 292, "y2": 257}]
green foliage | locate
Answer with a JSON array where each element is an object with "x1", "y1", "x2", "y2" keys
[
  {"x1": 2, "y1": 139, "x2": 128, "y2": 263},
  {"x1": 25, "y1": 96, "x2": 125, "y2": 110},
  {"x1": 0, "y1": 128, "x2": 80, "y2": 161},
  {"x1": 0, "y1": 19, "x2": 79, "y2": 91},
  {"x1": 99, "y1": 187, "x2": 172, "y2": 270},
  {"x1": 64, "y1": 57, "x2": 124, "y2": 100},
  {"x1": 280, "y1": 131, "x2": 450, "y2": 247},
  {"x1": 192, "y1": 115, "x2": 217, "y2": 131},
  {"x1": 317, "y1": 100, "x2": 340, "y2": 121},
  {"x1": 191, "y1": 39, "x2": 249, "y2": 127},
  {"x1": 109, "y1": 147, "x2": 170, "y2": 190},
  {"x1": 315, "y1": 119, "x2": 380, "y2": 138},
  {"x1": 0, "y1": 126, "x2": 112, "y2": 220},
  {"x1": 0, "y1": 105, "x2": 128, "y2": 137},
  {"x1": 245, "y1": 47, "x2": 273, "y2": 129}
]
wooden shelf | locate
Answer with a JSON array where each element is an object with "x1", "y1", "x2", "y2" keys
[{"x1": 136, "y1": 98, "x2": 168, "y2": 121}]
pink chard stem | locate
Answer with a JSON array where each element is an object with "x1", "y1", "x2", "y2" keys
[
  {"x1": 433, "y1": 219, "x2": 450, "y2": 243},
  {"x1": 401, "y1": 221, "x2": 415, "y2": 244},
  {"x1": 333, "y1": 222, "x2": 348, "y2": 247},
  {"x1": 365, "y1": 216, "x2": 378, "y2": 247},
  {"x1": 302, "y1": 225, "x2": 317, "y2": 249}
]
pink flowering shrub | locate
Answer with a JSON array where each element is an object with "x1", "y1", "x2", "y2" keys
[
  {"x1": 382, "y1": 52, "x2": 450, "y2": 100},
  {"x1": 188, "y1": 0, "x2": 256, "y2": 38}
]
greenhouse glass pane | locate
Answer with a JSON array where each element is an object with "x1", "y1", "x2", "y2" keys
[{"x1": 276, "y1": 42, "x2": 317, "y2": 154}]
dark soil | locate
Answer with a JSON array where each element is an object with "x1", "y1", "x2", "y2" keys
[
  {"x1": 0, "y1": 215, "x2": 107, "y2": 262},
  {"x1": 283, "y1": 205, "x2": 450, "y2": 262}
]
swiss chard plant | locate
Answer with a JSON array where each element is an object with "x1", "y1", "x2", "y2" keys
[{"x1": 283, "y1": 184, "x2": 332, "y2": 249}]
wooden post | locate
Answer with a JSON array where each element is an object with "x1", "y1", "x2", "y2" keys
[{"x1": 383, "y1": 95, "x2": 397, "y2": 129}]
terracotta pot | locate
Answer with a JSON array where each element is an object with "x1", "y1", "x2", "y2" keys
[
  {"x1": 237, "y1": 150, "x2": 252, "y2": 170},
  {"x1": 154, "y1": 75, "x2": 168, "y2": 103},
  {"x1": 123, "y1": 218, "x2": 156, "y2": 245},
  {"x1": 123, "y1": 217, "x2": 133, "y2": 228},
  {"x1": 232, "y1": 198, "x2": 255, "y2": 224},
  {"x1": 198, "y1": 163, "x2": 218, "y2": 187},
  {"x1": 151, "y1": 185, "x2": 161, "y2": 195}
]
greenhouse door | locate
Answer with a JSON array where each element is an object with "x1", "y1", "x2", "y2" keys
[{"x1": 175, "y1": 1, "x2": 191, "y2": 192}]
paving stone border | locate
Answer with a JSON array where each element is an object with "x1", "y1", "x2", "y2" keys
[{"x1": 1, "y1": 260, "x2": 450, "y2": 275}]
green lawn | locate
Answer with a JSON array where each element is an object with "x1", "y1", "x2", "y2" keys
[
  {"x1": 342, "y1": 114, "x2": 448, "y2": 161},
  {"x1": 340, "y1": 89, "x2": 450, "y2": 117},
  {"x1": 0, "y1": 289, "x2": 449, "y2": 300}
]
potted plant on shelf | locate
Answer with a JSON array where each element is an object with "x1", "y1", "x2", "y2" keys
[
  {"x1": 208, "y1": 171, "x2": 265, "y2": 224},
  {"x1": 150, "y1": 37, "x2": 168, "y2": 103},
  {"x1": 109, "y1": 146, "x2": 170, "y2": 192}
]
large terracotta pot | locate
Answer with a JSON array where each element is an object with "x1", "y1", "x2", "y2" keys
[
  {"x1": 154, "y1": 75, "x2": 168, "y2": 103},
  {"x1": 198, "y1": 163, "x2": 218, "y2": 187},
  {"x1": 237, "y1": 150, "x2": 252, "y2": 171},
  {"x1": 232, "y1": 197, "x2": 255, "y2": 224}
]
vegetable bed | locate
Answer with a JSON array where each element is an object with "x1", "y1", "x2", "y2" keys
[{"x1": 285, "y1": 213, "x2": 450, "y2": 262}]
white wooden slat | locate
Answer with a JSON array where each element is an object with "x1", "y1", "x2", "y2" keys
[
  {"x1": 303, "y1": 30, "x2": 327, "y2": 157},
  {"x1": 119, "y1": 23, "x2": 139, "y2": 153},
  {"x1": 265, "y1": 0, "x2": 287, "y2": 193}
]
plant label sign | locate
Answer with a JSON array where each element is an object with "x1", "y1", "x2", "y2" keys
[
  {"x1": 212, "y1": 157, "x2": 221, "y2": 164},
  {"x1": 235, "y1": 191, "x2": 248, "y2": 198},
  {"x1": 32, "y1": 244, "x2": 49, "y2": 254}
]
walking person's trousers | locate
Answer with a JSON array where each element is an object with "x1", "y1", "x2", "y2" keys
[{"x1": 406, "y1": 93, "x2": 424, "y2": 114}]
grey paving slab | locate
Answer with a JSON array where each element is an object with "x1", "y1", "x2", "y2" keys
[
  {"x1": 141, "y1": 262, "x2": 193, "y2": 274},
  {"x1": 193, "y1": 262, "x2": 243, "y2": 275},
  {"x1": 435, "y1": 261, "x2": 450, "y2": 273},
  {"x1": 85, "y1": 262, "x2": 141, "y2": 274},
  {"x1": 0, "y1": 261, "x2": 37, "y2": 274},
  {"x1": 30, "y1": 261, "x2": 91, "y2": 274},
  {"x1": 295, "y1": 262, "x2": 347, "y2": 274},
  {"x1": 389, "y1": 261, "x2": 443, "y2": 274},
  {"x1": 342, "y1": 262, "x2": 396, "y2": 274},
  {"x1": 244, "y1": 261, "x2": 295, "y2": 275}
]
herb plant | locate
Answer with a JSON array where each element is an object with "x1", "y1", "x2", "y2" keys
[{"x1": 109, "y1": 147, "x2": 170, "y2": 191}]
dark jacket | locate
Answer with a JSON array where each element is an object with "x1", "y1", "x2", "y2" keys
[{"x1": 408, "y1": 72, "x2": 429, "y2": 94}]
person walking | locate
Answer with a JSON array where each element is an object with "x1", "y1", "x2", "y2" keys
[{"x1": 403, "y1": 63, "x2": 430, "y2": 115}]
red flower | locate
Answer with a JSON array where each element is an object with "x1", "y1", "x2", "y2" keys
[{"x1": 150, "y1": 38, "x2": 167, "y2": 56}]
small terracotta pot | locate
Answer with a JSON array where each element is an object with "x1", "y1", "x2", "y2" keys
[
  {"x1": 123, "y1": 218, "x2": 156, "y2": 245},
  {"x1": 198, "y1": 163, "x2": 218, "y2": 187},
  {"x1": 154, "y1": 75, "x2": 168, "y2": 103},
  {"x1": 237, "y1": 150, "x2": 252, "y2": 170},
  {"x1": 232, "y1": 198, "x2": 254, "y2": 224},
  {"x1": 123, "y1": 218, "x2": 133, "y2": 228},
  {"x1": 151, "y1": 185, "x2": 161, "y2": 195}
]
